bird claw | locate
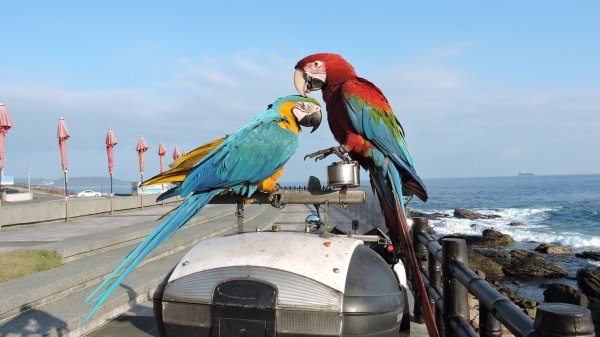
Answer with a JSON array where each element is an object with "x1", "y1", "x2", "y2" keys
[
  {"x1": 269, "y1": 188, "x2": 286, "y2": 209},
  {"x1": 304, "y1": 146, "x2": 350, "y2": 162}
]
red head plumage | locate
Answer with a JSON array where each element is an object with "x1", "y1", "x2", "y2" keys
[{"x1": 295, "y1": 53, "x2": 357, "y2": 92}]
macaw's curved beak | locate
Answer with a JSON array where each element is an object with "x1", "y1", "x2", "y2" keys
[
  {"x1": 298, "y1": 108, "x2": 322, "y2": 133},
  {"x1": 294, "y1": 68, "x2": 309, "y2": 96},
  {"x1": 294, "y1": 69, "x2": 326, "y2": 97}
]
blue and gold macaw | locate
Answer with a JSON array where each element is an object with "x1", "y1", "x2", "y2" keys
[{"x1": 83, "y1": 95, "x2": 321, "y2": 321}]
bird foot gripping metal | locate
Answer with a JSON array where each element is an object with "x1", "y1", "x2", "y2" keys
[
  {"x1": 268, "y1": 189, "x2": 286, "y2": 208},
  {"x1": 304, "y1": 145, "x2": 351, "y2": 162}
]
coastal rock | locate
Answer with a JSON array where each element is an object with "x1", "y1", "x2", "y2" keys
[
  {"x1": 543, "y1": 283, "x2": 588, "y2": 307},
  {"x1": 454, "y1": 208, "x2": 502, "y2": 220},
  {"x1": 576, "y1": 268, "x2": 600, "y2": 333},
  {"x1": 576, "y1": 251, "x2": 600, "y2": 262},
  {"x1": 475, "y1": 248, "x2": 512, "y2": 266},
  {"x1": 482, "y1": 229, "x2": 503, "y2": 238},
  {"x1": 503, "y1": 251, "x2": 568, "y2": 278},
  {"x1": 577, "y1": 267, "x2": 600, "y2": 298},
  {"x1": 508, "y1": 221, "x2": 527, "y2": 226},
  {"x1": 495, "y1": 284, "x2": 538, "y2": 318},
  {"x1": 409, "y1": 210, "x2": 449, "y2": 221},
  {"x1": 476, "y1": 248, "x2": 512, "y2": 259},
  {"x1": 467, "y1": 249, "x2": 505, "y2": 281},
  {"x1": 535, "y1": 243, "x2": 575, "y2": 254},
  {"x1": 447, "y1": 229, "x2": 515, "y2": 248}
]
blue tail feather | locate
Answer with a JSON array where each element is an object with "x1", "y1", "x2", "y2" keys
[
  {"x1": 157, "y1": 185, "x2": 180, "y2": 202},
  {"x1": 83, "y1": 189, "x2": 222, "y2": 322}
]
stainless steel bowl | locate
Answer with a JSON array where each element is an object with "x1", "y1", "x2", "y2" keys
[{"x1": 327, "y1": 161, "x2": 360, "y2": 187}]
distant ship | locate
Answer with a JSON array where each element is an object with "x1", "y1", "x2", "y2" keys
[{"x1": 518, "y1": 172, "x2": 536, "y2": 176}]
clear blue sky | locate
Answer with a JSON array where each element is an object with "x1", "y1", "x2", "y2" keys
[{"x1": 1, "y1": 1, "x2": 599, "y2": 182}]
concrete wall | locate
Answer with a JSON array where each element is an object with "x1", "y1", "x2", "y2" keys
[
  {"x1": 2, "y1": 192, "x2": 33, "y2": 202},
  {"x1": 0, "y1": 195, "x2": 177, "y2": 228}
]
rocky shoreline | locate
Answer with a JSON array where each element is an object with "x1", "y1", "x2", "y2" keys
[{"x1": 411, "y1": 209, "x2": 600, "y2": 332}]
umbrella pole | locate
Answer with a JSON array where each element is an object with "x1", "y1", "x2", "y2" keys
[
  {"x1": 0, "y1": 168, "x2": 3, "y2": 228},
  {"x1": 110, "y1": 173, "x2": 114, "y2": 215},
  {"x1": 64, "y1": 170, "x2": 68, "y2": 221},
  {"x1": 139, "y1": 173, "x2": 143, "y2": 210}
]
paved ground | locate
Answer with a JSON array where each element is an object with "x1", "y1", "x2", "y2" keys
[
  {"x1": 87, "y1": 295, "x2": 428, "y2": 337},
  {"x1": 0, "y1": 205, "x2": 176, "y2": 253}
]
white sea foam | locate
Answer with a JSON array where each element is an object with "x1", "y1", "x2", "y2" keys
[{"x1": 426, "y1": 206, "x2": 600, "y2": 249}]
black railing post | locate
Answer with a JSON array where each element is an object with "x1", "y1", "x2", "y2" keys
[
  {"x1": 534, "y1": 302, "x2": 595, "y2": 336},
  {"x1": 479, "y1": 306, "x2": 502, "y2": 337},
  {"x1": 412, "y1": 217, "x2": 429, "y2": 324},
  {"x1": 442, "y1": 238, "x2": 470, "y2": 337},
  {"x1": 428, "y1": 244, "x2": 444, "y2": 337}
]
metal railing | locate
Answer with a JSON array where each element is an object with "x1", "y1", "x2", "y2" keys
[{"x1": 410, "y1": 217, "x2": 596, "y2": 337}]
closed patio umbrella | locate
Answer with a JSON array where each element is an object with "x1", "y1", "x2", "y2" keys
[
  {"x1": 172, "y1": 145, "x2": 180, "y2": 161},
  {"x1": 0, "y1": 103, "x2": 13, "y2": 205},
  {"x1": 106, "y1": 128, "x2": 118, "y2": 213},
  {"x1": 57, "y1": 117, "x2": 70, "y2": 220},
  {"x1": 136, "y1": 135, "x2": 149, "y2": 208},
  {"x1": 158, "y1": 141, "x2": 167, "y2": 173}
]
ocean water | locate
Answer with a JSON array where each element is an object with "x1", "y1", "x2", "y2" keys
[
  {"x1": 409, "y1": 174, "x2": 600, "y2": 251},
  {"x1": 405, "y1": 174, "x2": 600, "y2": 301}
]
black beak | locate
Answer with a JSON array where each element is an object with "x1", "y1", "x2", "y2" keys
[
  {"x1": 299, "y1": 110, "x2": 322, "y2": 133},
  {"x1": 307, "y1": 77, "x2": 325, "y2": 91}
]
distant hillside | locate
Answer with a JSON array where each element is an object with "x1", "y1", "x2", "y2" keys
[{"x1": 15, "y1": 176, "x2": 132, "y2": 187}]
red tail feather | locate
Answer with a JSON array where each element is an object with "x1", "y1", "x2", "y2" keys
[{"x1": 380, "y1": 191, "x2": 439, "y2": 337}]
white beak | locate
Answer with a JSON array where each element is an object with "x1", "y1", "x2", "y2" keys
[{"x1": 294, "y1": 68, "x2": 308, "y2": 96}]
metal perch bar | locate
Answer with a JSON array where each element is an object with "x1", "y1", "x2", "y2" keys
[{"x1": 209, "y1": 189, "x2": 366, "y2": 206}]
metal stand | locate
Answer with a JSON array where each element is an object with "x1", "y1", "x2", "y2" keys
[
  {"x1": 109, "y1": 173, "x2": 114, "y2": 215},
  {"x1": 320, "y1": 201, "x2": 330, "y2": 238},
  {"x1": 139, "y1": 173, "x2": 144, "y2": 210},
  {"x1": 64, "y1": 170, "x2": 68, "y2": 221},
  {"x1": 0, "y1": 169, "x2": 3, "y2": 229},
  {"x1": 236, "y1": 200, "x2": 244, "y2": 233}
]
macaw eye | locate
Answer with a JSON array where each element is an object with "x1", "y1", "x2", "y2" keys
[{"x1": 314, "y1": 61, "x2": 322, "y2": 67}]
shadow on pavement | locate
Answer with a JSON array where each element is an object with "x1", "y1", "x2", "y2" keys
[{"x1": 0, "y1": 304, "x2": 69, "y2": 337}]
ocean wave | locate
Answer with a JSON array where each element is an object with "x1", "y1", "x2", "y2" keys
[
  {"x1": 425, "y1": 206, "x2": 600, "y2": 249},
  {"x1": 475, "y1": 207, "x2": 557, "y2": 224},
  {"x1": 421, "y1": 206, "x2": 558, "y2": 225},
  {"x1": 503, "y1": 229, "x2": 600, "y2": 249}
]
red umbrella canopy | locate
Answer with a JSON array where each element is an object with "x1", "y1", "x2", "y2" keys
[
  {"x1": 105, "y1": 128, "x2": 118, "y2": 174},
  {"x1": 57, "y1": 117, "x2": 70, "y2": 172},
  {"x1": 158, "y1": 141, "x2": 167, "y2": 173},
  {"x1": 0, "y1": 103, "x2": 14, "y2": 171},
  {"x1": 136, "y1": 135, "x2": 149, "y2": 173},
  {"x1": 172, "y1": 145, "x2": 180, "y2": 161}
]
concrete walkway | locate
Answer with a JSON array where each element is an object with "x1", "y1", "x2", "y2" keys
[{"x1": 0, "y1": 205, "x2": 177, "y2": 253}]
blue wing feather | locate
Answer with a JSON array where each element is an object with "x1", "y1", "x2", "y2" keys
[{"x1": 341, "y1": 82, "x2": 427, "y2": 198}]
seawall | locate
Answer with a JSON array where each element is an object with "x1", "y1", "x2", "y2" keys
[{"x1": 0, "y1": 195, "x2": 176, "y2": 228}]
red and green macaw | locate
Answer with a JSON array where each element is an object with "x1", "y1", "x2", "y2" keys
[
  {"x1": 294, "y1": 53, "x2": 438, "y2": 337},
  {"x1": 83, "y1": 95, "x2": 321, "y2": 322}
]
